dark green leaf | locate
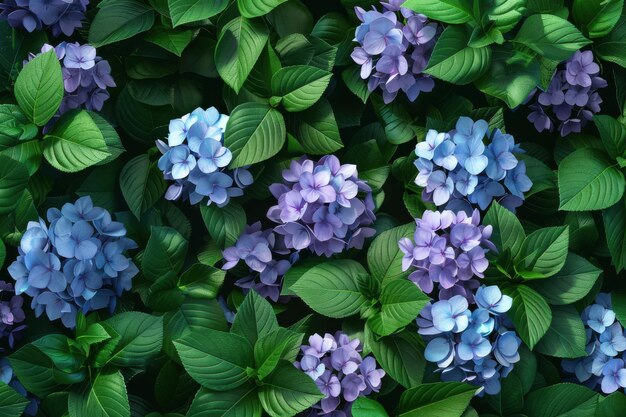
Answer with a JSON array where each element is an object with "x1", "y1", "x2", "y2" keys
[
  {"x1": 119, "y1": 154, "x2": 166, "y2": 219},
  {"x1": 200, "y1": 201, "x2": 246, "y2": 248},
  {"x1": 89, "y1": 0, "x2": 155, "y2": 47},
  {"x1": 502, "y1": 285, "x2": 552, "y2": 349}
]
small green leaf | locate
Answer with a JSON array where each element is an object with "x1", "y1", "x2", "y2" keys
[
  {"x1": 144, "y1": 28, "x2": 195, "y2": 56},
  {"x1": 595, "y1": 16, "x2": 626, "y2": 68},
  {"x1": 502, "y1": 285, "x2": 552, "y2": 349},
  {"x1": 368, "y1": 280, "x2": 429, "y2": 337},
  {"x1": 168, "y1": 0, "x2": 227, "y2": 27},
  {"x1": 352, "y1": 397, "x2": 390, "y2": 417},
  {"x1": 402, "y1": 0, "x2": 474, "y2": 24},
  {"x1": 604, "y1": 196, "x2": 626, "y2": 272},
  {"x1": 535, "y1": 305, "x2": 587, "y2": 358},
  {"x1": 68, "y1": 370, "x2": 130, "y2": 417},
  {"x1": 119, "y1": 154, "x2": 166, "y2": 219},
  {"x1": 0, "y1": 382, "x2": 29, "y2": 417},
  {"x1": 187, "y1": 385, "x2": 262, "y2": 417},
  {"x1": 572, "y1": 0, "x2": 624, "y2": 38},
  {"x1": 231, "y1": 290, "x2": 279, "y2": 346},
  {"x1": 484, "y1": 201, "x2": 525, "y2": 257},
  {"x1": 519, "y1": 226, "x2": 569, "y2": 278},
  {"x1": 595, "y1": 114, "x2": 626, "y2": 159},
  {"x1": 200, "y1": 201, "x2": 246, "y2": 248},
  {"x1": 0, "y1": 155, "x2": 29, "y2": 216},
  {"x1": 368, "y1": 330, "x2": 425, "y2": 389},
  {"x1": 88, "y1": 0, "x2": 155, "y2": 47},
  {"x1": 289, "y1": 99, "x2": 343, "y2": 153},
  {"x1": 142, "y1": 226, "x2": 188, "y2": 281},
  {"x1": 238, "y1": 0, "x2": 290, "y2": 18},
  {"x1": 270, "y1": 65, "x2": 332, "y2": 112},
  {"x1": 398, "y1": 382, "x2": 477, "y2": 417},
  {"x1": 254, "y1": 328, "x2": 303, "y2": 380},
  {"x1": 367, "y1": 223, "x2": 416, "y2": 282}
]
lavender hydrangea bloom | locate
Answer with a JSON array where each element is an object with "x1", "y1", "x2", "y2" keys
[
  {"x1": 7, "y1": 197, "x2": 138, "y2": 328},
  {"x1": 25, "y1": 42, "x2": 115, "y2": 124},
  {"x1": 414, "y1": 117, "x2": 532, "y2": 213},
  {"x1": 562, "y1": 293, "x2": 626, "y2": 394},
  {"x1": 418, "y1": 285, "x2": 520, "y2": 395},
  {"x1": 0, "y1": 281, "x2": 26, "y2": 350},
  {"x1": 0, "y1": 0, "x2": 87, "y2": 36},
  {"x1": 352, "y1": 0, "x2": 440, "y2": 103},
  {"x1": 527, "y1": 50, "x2": 607, "y2": 137},
  {"x1": 399, "y1": 209, "x2": 493, "y2": 302},
  {"x1": 267, "y1": 156, "x2": 376, "y2": 257},
  {"x1": 295, "y1": 332, "x2": 385, "y2": 416},
  {"x1": 157, "y1": 107, "x2": 253, "y2": 207}
]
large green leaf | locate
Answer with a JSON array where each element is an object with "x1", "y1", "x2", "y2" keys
[
  {"x1": 424, "y1": 26, "x2": 490, "y2": 84},
  {"x1": 535, "y1": 305, "x2": 587, "y2": 358},
  {"x1": 513, "y1": 14, "x2": 591, "y2": 61},
  {"x1": 572, "y1": 0, "x2": 624, "y2": 38},
  {"x1": 231, "y1": 291, "x2": 279, "y2": 346},
  {"x1": 604, "y1": 197, "x2": 626, "y2": 272},
  {"x1": 88, "y1": 0, "x2": 155, "y2": 47},
  {"x1": 8, "y1": 344, "x2": 60, "y2": 397},
  {"x1": 257, "y1": 361, "x2": 324, "y2": 417},
  {"x1": 238, "y1": 0, "x2": 290, "y2": 18},
  {"x1": 215, "y1": 17, "x2": 269, "y2": 93},
  {"x1": 352, "y1": 398, "x2": 390, "y2": 417},
  {"x1": 367, "y1": 223, "x2": 416, "y2": 282},
  {"x1": 368, "y1": 280, "x2": 430, "y2": 337},
  {"x1": 595, "y1": 16, "x2": 626, "y2": 68},
  {"x1": 595, "y1": 114, "x2": 626, "y2": 159},
  {"x1": 0, "y1": 155, "x2": 28, "y2": 216},
  {"x1": 398, "y1": 382, "x2": 476, "y2": 417},
  {"x1": 523, "y1": 383, "x2": 600, "y2": 417},
  {"x1": 290, "y1": 260, "x2": 368, "y2": 318},
  {"x1": 503, "y1": 285, "x2": 552, "y2": 349},
  {"x1": 224, "y1": 103, "x2": 286, "y2": 167},
  {"x1": 187, "y1": 385, "x2": 262, "y2": 417},
  {"x1": 68, "y1": 370, "x2": 130, "y2": 417},
  {"x1": 142, "y1": 226, "x2": 188, "y2": 281},
  {"x1": 14, "y1": 50, "x2": 63, "y2": 126},
  {"x1": 173, "y1": 329, "x2": 253, "y2": 391},
  {"x1": 289, "y1": 99, "x2": 343, "y2": 153},
  {"x1": 43, "y1": 110, "x2": 110, "y2": 172},
  {"x1": 254, "y1": 328, "x2": 303, "y2": 380},
  {"x1": 119, "y1": 154, "x2": 166, "y2": 219},
  {"x1": 368, "y1": 331, "x2": 425, "y2": 389},
  {"x1": 0, "y1": 383, "x2": 29, "y2": 417},
  {"x1": 271, "y1": 65, "x2": 332, "y2": 112},
  {"x1": 402, "y1": 0, "x2": 474, "y2": 24},
  {"x1": 519, "y1": 226, "x2": 569, "y2": 278},
  {"x1": 558, "y1": 148, "x2": 625, "y2": 211},
  {"x1": 168, "y1": 0, "x2": 228, "y2": 27},
  {"x1": 200, "y1": 201, "x2": 246, "y2": 248},
  {"x1": 484, "y1": 201, "x2": 525, "y2": 257}
]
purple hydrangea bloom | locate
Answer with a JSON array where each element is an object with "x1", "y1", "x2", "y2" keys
[
  {"x1": 419, "y1": 285, "x2": 520, "y2": 395},
  {"x1": 157, "y1": 107, "x2": 253, "y2": 207},
  {"x1": 352, "y1": 0, "x2": 440, "y2": 103},
  {"x1": 7, "y1": 197, "x2": 138, "y2": 328},
  {"x1": 25, "y1": 42, "x2": 115, "y2": 126},
  {"x1": 414, "y1": 117, "x2": 532, "y2": 213},
  {"x1": 295, "y1": 332, "x2": 385, "y2": 416},
  {"x1": 0, "y1": 281, "x2": 26, "y2": 351},
  {"x1": 399, "y1": 209, "x2": 493, "y2": 301},
  {"x1": 563, "y1": 293, "x2": 626, "y2": 394},
  {"x1": 0, "y1": 0, "x2": 87, "y2": 36},
  {"x1": 267, "y1": 156, "x2": 376, "y2": 257},
  {"x1": 527, "y1": 50, "x2": 607, "y2": 137}
]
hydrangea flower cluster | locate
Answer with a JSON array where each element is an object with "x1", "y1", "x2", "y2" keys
[
  {"x1": 351, "y1": 0, "x2": 440, "y2": 103},
  {"x1": 0, "y1": 359, "x2": 38, "y2": 415},
  {"x1": 414, "y1": 117, "x2": 532, "y2": 212},
  {"x1": 295, "y1": 332, "x2": 385, "y2": 416},
  {"x1": 418, "y1": 286, "x2": 521, "y2": 395},
  {"x1": 156, "y1": 107, "x2": 253, "y2": 207},
  {"x1": 0, "y1": 281, "x2": 26, "y2": 350},
  {"x1": 27, "y1": 42, "x2": 115, "y2": 117},
  {"x1": 222, "y1": 222, "x2": 298, "y2": 302},
  {"x1": 528, "y1": 50, "x2": 607, "y2": 137},
  {"x1": 7, "y1": 196, "x2": 138, "y2": 328},
  {"x1": 267, "y1": 156, "x2": 376, "y2": 257},
  {"x1": 562, "y1": 293, "x2": 626, "y2": 394},
  {"x1": 0, "y1": 0, "x2": 87, "y2": 36},
  {"x1": 399, "y1": 209, "x2": 494, "y2": 302}
]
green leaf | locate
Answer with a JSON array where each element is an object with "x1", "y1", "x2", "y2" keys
[
  {"x1": 89, "y1": 112, "x2": 125, "y2": 166},
  {"x1": 368, "y1": 331, "x2": 425, "y2": 389},
  {"x1": 598, "y1": 392, "x2": 626, "y2": 417},
  {"x1": 502, "y1": 285, "x2": 552, "y2": 349},
  {"x1": 0, "y1": 382, "x2": 29, "y2": 417},
  {"x1": 352, "y1": 397, "x2": 390, "y2": 417},
  {"x1": 604, "y1": 196, "x2": 626, "y2": 272},
  {"x1": 486, "y1": 0, "x2": 527, "y2": 34},
  {"x1": 572, "y1": 0, "x2": 624, "y2": 38},
  {"x1": 271, "y1": 65, "x2": 332, "y2": 112},
  {"x1": 254, "y1": 328, "x2": 303, "y2": 380},
  {"x1": 535, "y1": 305, "x2": 587, "y2": 358},
  {"x1": 0, "y1": 155, "x2": 28, "y2": 216},
  {"x1": 519, "y1": 226, "x2": 569, "y2": 278},
  {"x1": 144, "y1": 28, "x2": 195, "y2": 56},
  {"x1": 595, "y1": 16, "x2": 626, "y2": 68},
  {"x1": 119, "y1": 154, "x2": 166, "y2": 219},
  {"x1": 142, "y1": 226, "x2": 188, "y2": 281},
  {"x1": 94, "y1": 312, "x2": 163, "y2": 368},
  {"x1": 231, "y1": 290, "x2": 279, "y2": 346},
  {"x1": 595, "y1": 114, "x2": 626, "y2": 159},
  {"x1": 424, "y1": 26, "x2": 491, "y2": 84},
  {"x1": 398, "y1": 382, "x2": 477, "y2": 417},
  {"x1": 402, "y1": 0, "x2": 474, "y2": 24},
  {"x1": 174, "y1": 329, "x2": 253, "y2": 391},
  {"x1": 0, "y1": 21, "x2": 47, "y2": 89},
  {"x1": 215, "y1": 17, "x2": 269, "y2": 93},
  {"x1": 523, "y1": 383, "x2": 601, "y2": 417},
  {"x1": 224, "y1": 103, "x2": 286, "y2": 167},
  {"x1": 178, "y1": 263, "x2": 225, "y2": 299},
  {"x1": 558, "y1": 148, "x2": 625, "y2": 211},
  {"x1": 14, "y1": 50, "x2": 63, "y2": 126},
  {"x1": 530, "y1": 253, "x2": 601, "y2": 305},
  {"x1": 88, "y1": 0, "x2": 155, "y2": 47},
  {"x1": 484, "y1": 201, "x2": 525, "y2": 257},
  {"x1": 368, "y1": 223, "x2": 416, "y2": 282},
  {"x1": 257, "y1": 361, "x2": 324, "y2": 417},
  {"x1": 8, "y1": 344, "x2": 60, "y2": 397},
  {"x1": 168, "y1": 0, "x2": 227, "y2": 27},
  {"x1": 368, "y1": 280, "x2": 429, "y2": 337},
  {"x1": 68, "y1": 370, "x2": 130, "y2": 417},
  {"x1": 289, "y1": 99, "x2": 343, "y2": 153},
  {"x1": 342, "y1": 66, "x2": 371, "y2": 104},
  {"x1": 513, "y1": 14, "x2": 591, "y2": 61},
  {"x1": 291, "y1": 260, "x2": 369, "y2": 319},
  {"x1": 485, "y1": 373, "x2": 524, "y2": 416},
  {"x1": 200, "y1": 201, "x2": 246, "y2": 248},
  {"x1": 187, "y1": 385, "x2": 262, "y2": 417},
  {"x1": 43, "y1": 110, "x2": 110, "y2": 172},
  {"x1": 238, "y1": 0, "x2": 290, "y2": 18},
  {"x1": 372, "y1": 95, "x2": 419, "y2": 144}
]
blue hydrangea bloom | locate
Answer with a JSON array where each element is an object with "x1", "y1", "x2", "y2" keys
[
  {"x1": 0, "y1": 0, "x2": 87, "y2": 36},
  {"x1": 156, "y1": 107, "x2": 253, "y2": 207},
  {"x1": 7, "y1": 197, "x2": 138, "y2": 328},
  {"x1": 563, "y1": 293, "x2": 626, "y2": 394},
  {"x1": 417, "y1": 285, "x2": 520, "y2": 395},
  {"x1": 267, "y1": 156, "x2": 376, "y2": 257},
  {"x1": 0, "y1": 359, "x2": 38, "y2": 415},
  {"x1": 414, "y1": 117, "x2": 532, "y2": 213},
  {"x1": 295, "y1": 332, "x2": 385, "y2": 416}
]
